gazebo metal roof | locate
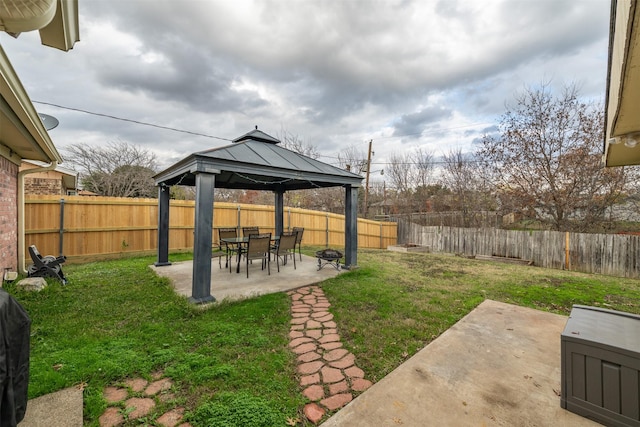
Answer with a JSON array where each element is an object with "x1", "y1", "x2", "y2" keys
[
  {"x1": 154, "y1": 129, "x2": 363, "y2": 191},
  {"x1": 153, "y1": 128, "x2": 363, "y2": 304}
]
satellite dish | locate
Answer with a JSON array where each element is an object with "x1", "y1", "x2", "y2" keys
[{"x1": 39, "y1": 113, "x2": 59, "y2": 131}]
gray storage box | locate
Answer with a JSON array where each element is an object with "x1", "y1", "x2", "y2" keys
[{"x1": 561, "y1": 305, "x2": 640, "y2": 426}]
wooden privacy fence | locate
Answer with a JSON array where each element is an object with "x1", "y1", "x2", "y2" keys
[
  {"x1": 398, "y1": 221, "x2": 640, "y2": 278},
  {"x1": 25, "y1": 195, "x2": 397, "y2": 261}
]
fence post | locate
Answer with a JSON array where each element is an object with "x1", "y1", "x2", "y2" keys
[
  {"x1": 59, "y1": 198, "x2": 65, "y2": 257},
  {"x1": 236, "y1": 205, "x2": 241, "y2": 234},
  {"x1": 326, "y1": 213, "x2": 330, "y2": 248},
  {"x1": 565, "y1": 232, "x2": 571, "y2": 270},
  {"x1": 287, "y1": 208, "x2": 291, "y2": 232}
]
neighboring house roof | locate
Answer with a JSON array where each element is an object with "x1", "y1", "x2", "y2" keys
[
  {"x1": 20, "y1": 159, "x2": 78, "y2": 189},
  {"x1": 604, "y1": 0, "x2": 640, "y2": 166},
  {"x1": 154, "y1": 129, "x2": 364, "y2": 191},
  {"x1": 0, "y1": 0, "x2": 79, "y2": 164}
]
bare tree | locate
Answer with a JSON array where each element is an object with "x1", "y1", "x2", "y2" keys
[
  {"x1": 64, "y1": 140, "x2": 158, "y2": 198},
  {"x1": 386, "y1": 152, "x2": 413, "y2": 194},
  {"x1": 326, "y1": 144, "x2": 365, "y2": 213},
  {"x1": 439, "y1": 149, "x2": 493, "y2": 226},
  {"x1": 383, "y1": 148, "x2": 434, "y2": 214},
  {"x1": 337, "y1": 144, "x2": 367, "y2": 174},
  {"x1": 413, "y1": 147, "x2": 435, "y2": 189},
  {"x1": 278, "y1": 128, "x2": 320, "y2": 159},
  {"x1": 275, "y1": 128, "x2": 326, "y2": 209},
  {"x1": 478, "y1": 82, "x2": 626, "y2": 231},
  {"x1": 385, "y1": 148, "x2": 435, "y2": 192},
  {"x1": 170, "y1": 185, "x2": 196, "y2": 200}
]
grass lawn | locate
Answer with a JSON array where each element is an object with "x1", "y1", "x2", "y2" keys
[{"x1": 5, "y1": 248, "x2": 640, "y2": 426}]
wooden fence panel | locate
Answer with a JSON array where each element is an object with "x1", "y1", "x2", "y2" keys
[
  {"x1": 397, "y1": 220, "x2": 640, "y2": 278},
  {"x1": 237, "y1": 204, "x2": 275, "y2": 235},
  {"x1": 567, "y1": 232, "x2": 640, "y2": 278},
  {"x1": 24, "y1": 195, "x2": 397, "y2": 261},
  {"x1": 328, "y1": 213, "x2": 346, "y2": 247}
]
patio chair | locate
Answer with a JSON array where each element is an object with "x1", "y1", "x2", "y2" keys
[
  {"x1": 292, "y1": 227, "x2": 304, "y2": 261},
  {"x1": 240, "y1": 226, "x2": 262, "y2": 262},
  {"x1": 242, "y1": 226, "x2": 260, "y2": 237},
  {"x1": 218, "y1": 227, "x2": 239, "y2": 271},
  {"x1": 271, "y1": 232, "x2": 297, "y2": 272},
  {"x1": 244, "y1": 233, "x2": 271, "y2": 278},
  {"x1": 27, "y1": 245, "x2": 67, "y2": 284}
]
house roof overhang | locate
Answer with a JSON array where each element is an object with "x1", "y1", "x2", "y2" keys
[
  {"x1": 0, "y1": 44, "x2": 62, "y2": 163},
  {"x1": 604, "y1": 0, "x2": 640, "y2": 166},
  {"x1": 0, "y1": 0, "x2": 79, "y2": 164},
  {"x1": 0, "y1": 0, "x2": 79, "y2": 52},
  {"x1": 154, "y1": 135, "x2": 364, "y2": 191},
  {"x1": 38, "y1": 0, "x2": 80, "y2": 52}
]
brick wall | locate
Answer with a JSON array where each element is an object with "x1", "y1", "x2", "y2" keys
[
  {"x1": 0, "y1": 156, "x2": 18, "y2": 272},
  {"x1": 24, "y1": 177, "x2": 63, "y2": 195}
]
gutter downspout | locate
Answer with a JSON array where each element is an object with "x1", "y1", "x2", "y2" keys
[{"x1": 17, "y1": 161, "x2": 58, "y2": 274}]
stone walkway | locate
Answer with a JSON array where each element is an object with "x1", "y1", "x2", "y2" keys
[
  {"x1": 288, "y1": 285, "x2": 372, "y2": 424},
  {"x1": 97, "y1": 284, "x2": 369, "y2": 426},
  {"x1": 99, "y1": 371, "x2": 190, "y2": 427}
]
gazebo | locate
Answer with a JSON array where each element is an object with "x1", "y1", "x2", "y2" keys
[{"x1": 153, "y1": 128, "x2": 364, "y2": 303}]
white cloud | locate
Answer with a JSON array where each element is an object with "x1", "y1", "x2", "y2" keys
[{"x1": 0, "y1": 0, "x2": 611, "y2": 173}]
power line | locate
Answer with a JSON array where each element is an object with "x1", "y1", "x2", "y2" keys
[
  {"x1": 32, "y1": 100, "x2": 233, "y2": 142},
  {"x1": 32, "y1": 99, "x2": 490, "y2": 164},
  {"x1": 314, "y1": 156, "x2": 484, "y2": 166},
  {"x1": 316, "y1": 121, "x2": 494, "y2": 161}
]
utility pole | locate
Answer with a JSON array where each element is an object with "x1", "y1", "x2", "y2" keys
[
  {"x1": 364, "y1": 139, "x2": 373, "y2": 218},
  {"x1": 383, "y1": 180, "x2": 386, "y2": 217}
]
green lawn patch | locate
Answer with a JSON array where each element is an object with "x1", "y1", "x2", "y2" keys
[{"x1": 7, "y1": 253, "x2": 304, "y2": 426}]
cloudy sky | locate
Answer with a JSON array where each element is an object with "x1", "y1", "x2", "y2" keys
[{"x1": 1, "y1": 0, "x2": 610, "y2": 182}]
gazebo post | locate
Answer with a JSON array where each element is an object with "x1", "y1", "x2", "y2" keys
[
  {"x1": 155, "y1": 184, "x2": 171, "y2": 267},
  {"x1": 190, "y1": 171, "x2": 216, "y2": 304},
  {"x1": 344, "y1": 184, "x2": 359, "y2": 269},
  {"x1": 274, "y1": 187, "x2": 284, "y2": 237}
]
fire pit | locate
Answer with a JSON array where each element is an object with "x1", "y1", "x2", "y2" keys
[{"x1": 315, "y1": 249, "x2": 343, "y2": 271}]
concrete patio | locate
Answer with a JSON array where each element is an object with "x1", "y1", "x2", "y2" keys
[
  {"x1": 150, "y1": 253, "x2": 346, "y2": 302},
  {"x1": 321, "y1": 299, "x2": 600, "y2": 426}
]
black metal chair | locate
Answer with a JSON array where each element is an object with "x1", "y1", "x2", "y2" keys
[
  {"x1": 27, "y1": 245, "x2": 67, "y2": 284},
  {"x1": 271, "y1": 232, "x2": 297, "y2": 272},
  {"x1": 244, "y1": 233, "x2": 271, "y2": 278},
  {"x1": 292, "y1": 227, "x2": 304, "y2": 261},
  {"x1": 218, "y1": 228, "x2": 239, "y2": 271}
]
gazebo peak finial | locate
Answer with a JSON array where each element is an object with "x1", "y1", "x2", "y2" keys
[{"x1": 233, "y1": 127, "x2": 280, "y2": 144}]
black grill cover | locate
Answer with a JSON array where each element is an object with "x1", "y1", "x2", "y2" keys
[{"x1": 0, "y1": 288, "x2": 31, "y2": 426}]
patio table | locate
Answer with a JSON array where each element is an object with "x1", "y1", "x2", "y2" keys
[{"x1": 222, "y1": 236, "x2": 279, "y2": 273}]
